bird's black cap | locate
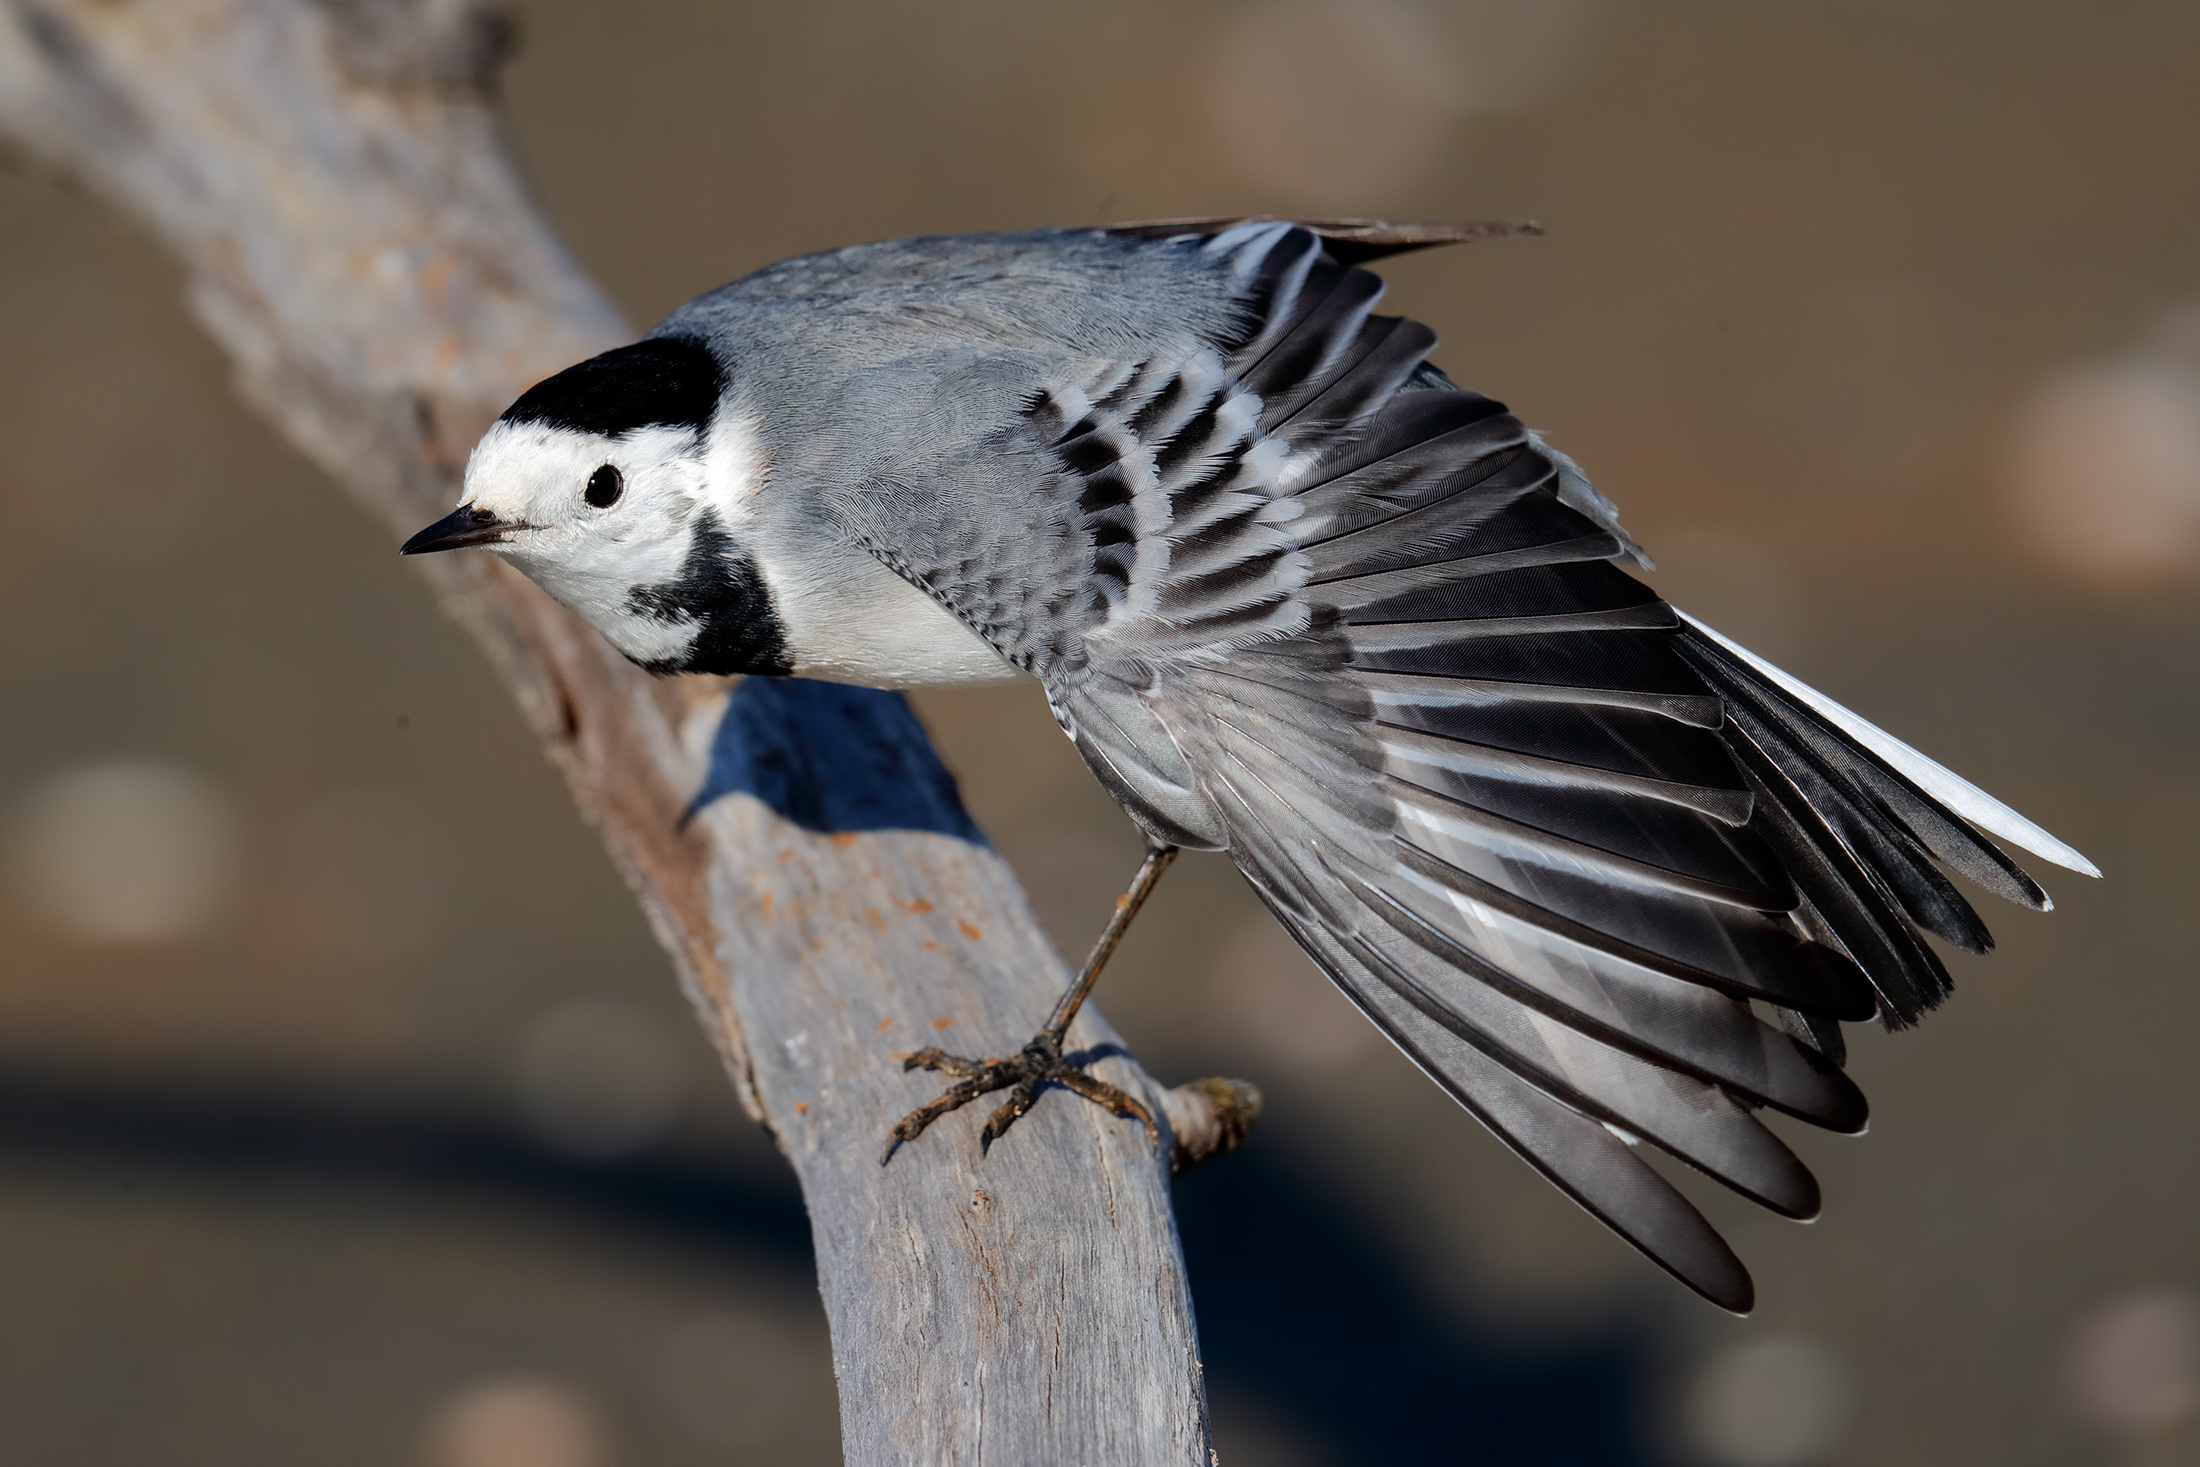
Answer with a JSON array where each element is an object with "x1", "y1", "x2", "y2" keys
[{"x1": 501, "y1": 335, "x2": 724, "y2": 438}]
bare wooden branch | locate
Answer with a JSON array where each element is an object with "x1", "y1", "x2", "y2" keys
[{"x1": 0, "y1": 3, "x2": 1253, "y2": 1459}]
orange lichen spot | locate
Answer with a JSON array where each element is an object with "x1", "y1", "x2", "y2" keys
[
  {"x1": 1116, "y1": 893, "x2": 1133, "y2": 911},
  {"x1": 931, "y1": 1016, "x2": 954, "y2": 1030},
  {"x1": 759, "y1": 892, "x2": 775, "y2": 916},
  {"x1": 891, "y1": 894, "x2": 935, "y2": 915},
  {"x1": 923, "y1": 939, "x2": 944, "y2": 953},
  {"x1": 830, "y1": 832, "x2": 858, "y2": 847},
  {"x1": 793, "y1": 1101, "x2": 809, "y2": 1115},
  {"x1": 957, "y1": 920, "x2": 983, "y2": 942},
  {"x1": 420, "y1": 254, "x2": 455, "y2": 301},
  {"x1": 877, "y1": 1018, "x2": 893, "y2": 1033},
  {"x1": 777, "y1": 847, "x2": 796, "y2": 864},
  {"x1": 864, "y1": 907, "x2": 887, "y2": 932}
]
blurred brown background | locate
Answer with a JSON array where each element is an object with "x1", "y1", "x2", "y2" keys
[{"x1": 3, "y1": 1, "x2": 2197, "y2": 1463}]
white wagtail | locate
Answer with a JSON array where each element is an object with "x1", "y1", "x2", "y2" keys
[{"x1": 403, "y1": 220, "x2": 2095, "y2": 1310}]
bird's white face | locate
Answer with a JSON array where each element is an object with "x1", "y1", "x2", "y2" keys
[
  {"x1": 403, "y1": 336, "x2": 795, "y2": 676},
  {"x1": 404, "y1": 336, "x2": 1019, "y2": 686},
  {"x1": 455, "y1": 418, "x2": 720, "y2": 667}
]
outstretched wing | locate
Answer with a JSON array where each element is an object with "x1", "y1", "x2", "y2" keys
[{"x1": 1024, "y1": 221, "x2": 2093, "y2": 1310}]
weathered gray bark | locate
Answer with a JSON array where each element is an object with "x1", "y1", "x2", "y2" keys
[{"x1": 0, "y1": 3, "x2": 1255, "y2": 1461}]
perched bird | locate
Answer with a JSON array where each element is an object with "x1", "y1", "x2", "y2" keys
[{"x1": 404, "y1": 220, "x2": 2096, "y2": 1311}]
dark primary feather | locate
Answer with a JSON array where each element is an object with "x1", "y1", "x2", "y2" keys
[{"x1": 812, "y1": 220, "x2": 2085, "y2": 1308}]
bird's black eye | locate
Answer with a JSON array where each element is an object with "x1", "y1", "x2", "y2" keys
[{"x1": 584, "y1": 463, "x2": 624, "y2": 509}]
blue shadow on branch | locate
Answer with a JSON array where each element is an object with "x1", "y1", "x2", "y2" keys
[{"x1": 686, "y1": 676, "x2": 986, "y2": 844}]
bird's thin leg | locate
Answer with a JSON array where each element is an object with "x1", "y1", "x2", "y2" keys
[
  {"x1": 881, "y1": 842, "x2": 1178, "y2": 1164},
  {"x1": 1040, "y1": 841, "x2": 1178, "y2": 1045}
]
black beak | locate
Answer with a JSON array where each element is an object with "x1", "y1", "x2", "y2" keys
[{"x1": 401, "y1": 504, "x2": 512, "y2": 555}]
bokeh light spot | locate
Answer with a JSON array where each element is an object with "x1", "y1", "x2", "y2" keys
[
  {"x1": 424, "y1": 1378, "x2": 605, "y2": 1467},
  {"x1": 2006, "y1": 360, "x2": 2200, "y2": 585},
  {"x1": 2063, "y1": 1290, "x2": 2200, "y2": 1437},
  {"x1": 4, "y1": 759, "x2": 240, "y2": 943}
]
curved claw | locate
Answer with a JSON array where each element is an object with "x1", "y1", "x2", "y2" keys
[
  {"x1": 979, "y1": 1078, "x2": 1042, "y2": 1151},
  {"x1": 1056, "y1": 1071, "x2": 1161, "y2": 1146},
  {"x1": 903, "y1": 1046, "x2": 987, "y2": 1079}
]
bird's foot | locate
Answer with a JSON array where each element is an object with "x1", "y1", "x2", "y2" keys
[{"x1": 878, "y1": 1033, "x2": 1158, "y2": 1165}]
